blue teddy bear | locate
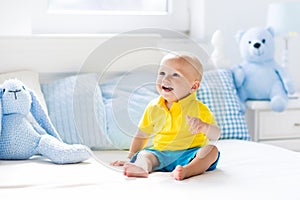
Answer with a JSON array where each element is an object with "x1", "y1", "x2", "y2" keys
[
  {"x1": 232, "y1": 27, "x2": 295, "y2": 112},
  {"x1": 0, "y1": 79, "x2": 92, "y2": 164}
]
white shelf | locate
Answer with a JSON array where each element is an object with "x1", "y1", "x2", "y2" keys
[
  {"x1": 245, "y1": 96, "x2": 300, "y2": 152},
  {"x1": 246, "y1": 98, "x2": 300, "y2": 110}
]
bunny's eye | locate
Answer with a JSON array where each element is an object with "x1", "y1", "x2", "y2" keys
[
  {"x1": 22, "y1": 86, "x2": 26, "y2": 90},
  {"x1": 2, "y1": 89, "x2": 5, "y2": 93}
]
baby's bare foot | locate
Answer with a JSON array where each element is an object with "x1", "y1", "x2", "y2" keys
[
  {"x1": 124, "y1": 163, "x2": 149, "y2": 178},
  {"x1": 171, "y1": 165, "x2": 186, "y2": 181}
]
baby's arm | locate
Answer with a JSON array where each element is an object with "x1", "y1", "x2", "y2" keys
[
  {"x1": 110, "y1": 129, "x2": 149, "y2": 166},
  {"x1": 186, "y1": 115, "x2": 220, "y2": 141}
]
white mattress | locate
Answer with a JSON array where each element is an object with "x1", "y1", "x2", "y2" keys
[{"x1": 1, "y1": 139, "x2": 300, "y2": 200}]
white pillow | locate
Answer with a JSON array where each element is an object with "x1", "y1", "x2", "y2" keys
[{"x1": 0, "y1": 70, "x2": 47, "y2": 113}]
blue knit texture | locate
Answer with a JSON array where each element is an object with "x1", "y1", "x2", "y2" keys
[{"x1": 0, "y1": 79, "x2": 91, "y2": 164}]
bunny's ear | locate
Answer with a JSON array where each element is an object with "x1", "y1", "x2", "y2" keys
[
  {"x1": 0, "y1": 87, "x2": 2, "y2": 136},
  {"x1": 30, "y1": 89, "x2": 62, "y2": 141},
  {"x1": 0, "y1": 86, "x2": 3, "y2": 98}
]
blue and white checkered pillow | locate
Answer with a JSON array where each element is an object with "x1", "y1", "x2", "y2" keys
[
  {"x1": 41, "y1": 73, "x2": 111, "y2": 150},
  {"x1": 197, "y1": 69, "x2": 251, "y2": 140}
]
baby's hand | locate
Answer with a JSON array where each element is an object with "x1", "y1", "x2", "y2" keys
[
  {"x1": 186, "y1": 115, "x2": 209, "y2": 135},
  {"x1": 110, "y1": 159, "x2": 130, "y2": 166}
]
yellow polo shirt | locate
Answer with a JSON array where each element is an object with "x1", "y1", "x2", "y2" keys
[{"x1": 138, "y1": 92, "x2": 217, "y2": 151}]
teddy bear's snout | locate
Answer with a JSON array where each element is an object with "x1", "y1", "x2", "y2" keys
[
  {"x1": 8, "y1": 89, "x2": 21, "y2": 100},
  {"x1": 253, "y1": 43, "x2": 261, "y2": 49}
]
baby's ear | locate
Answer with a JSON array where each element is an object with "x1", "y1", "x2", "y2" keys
[{"x1": 191, "y1": 81, "x2": 200, "y2": 92}]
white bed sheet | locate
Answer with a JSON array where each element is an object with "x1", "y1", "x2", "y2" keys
[{"x1": 1, "y1": 139, "x2": 300, "y2": 200}]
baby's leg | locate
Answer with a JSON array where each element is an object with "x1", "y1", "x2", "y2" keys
[
  {"x1": 124, "y1": 150, "x2": 159, "y2": 178},
  {"x1": 171, "y1": 145, "x2": 219, "y2": 180}
]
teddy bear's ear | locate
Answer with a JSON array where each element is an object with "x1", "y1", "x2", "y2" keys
[
  {"x1": 235, "y1": 30, "x2": 245, "y2": 43},
  {"x1": 266, "y1": 26, "x2": 275, "y2": 37}
]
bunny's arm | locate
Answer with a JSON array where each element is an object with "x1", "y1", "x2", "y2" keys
[{"x1": 30, "y1": 90, "x2": 62, "y2": 141}]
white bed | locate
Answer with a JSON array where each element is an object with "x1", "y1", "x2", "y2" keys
[
  {"x1": 1, "y1": 34, "x2": 300, "y2": 200},
  {"x1": 1, "y1": 139, "x2": 300, "y2": 199}
]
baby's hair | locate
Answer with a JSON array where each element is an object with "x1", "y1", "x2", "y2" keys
[{"x1": 160, "y1": 52, "x2": 203, "y2": 81}]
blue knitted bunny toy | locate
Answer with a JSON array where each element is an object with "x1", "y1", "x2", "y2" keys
[{"x1": 0, "y1": 79, "x2": 92, "y2": 164}]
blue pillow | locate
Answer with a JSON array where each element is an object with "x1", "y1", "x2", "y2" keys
[
  {"x1": 100, "y1": 71, "x2": 158, "y2": 150},
  {"x1": 41, "y1": 73, "x2": 110, "y2": 150},
  {"x1": 197, "y1": 69, "x2": 251, "y2": 140}
]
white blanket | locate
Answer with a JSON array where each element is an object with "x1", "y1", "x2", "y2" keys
[{"x1": 1, "y1": 139, "x2": 300, "y2": 200}]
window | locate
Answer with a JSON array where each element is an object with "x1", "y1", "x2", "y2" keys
[
  {"x1": 49, "y1": 0, "x2": 168, "y2": 15},
  {"x1": 31, "y1": 0, "x2": 189, "y2": 34}
]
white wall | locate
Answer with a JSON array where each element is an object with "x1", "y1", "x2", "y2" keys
[
  {"x1": 0, "y1": 0, "x2": 299, "y2": 91},
  {"x1": 190, "y1": 0, "x2": 300, "y2": 91},
  {"x1": 0, "y1": 0, "x2": 32, "y2": 35}
]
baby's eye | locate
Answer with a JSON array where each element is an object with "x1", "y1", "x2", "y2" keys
[
  {"x1": 173, "y1": 73, "x2": 180, "y2": 77},
  {"x1": 159, "y1": 71, "x2": 165, "y2": 76}
]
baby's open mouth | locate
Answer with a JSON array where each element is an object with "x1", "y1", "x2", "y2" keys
[{"x1": 162, "y1": 85, "x2": 173, "y2": 92}]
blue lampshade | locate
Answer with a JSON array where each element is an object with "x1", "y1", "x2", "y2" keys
[{"x1": 267, "y1": 2, "x2": 300, "y2": 36}]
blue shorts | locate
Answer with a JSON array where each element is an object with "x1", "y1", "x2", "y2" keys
[{"x1": 131, "y1": 147, "x2": 220, "y2": 172}]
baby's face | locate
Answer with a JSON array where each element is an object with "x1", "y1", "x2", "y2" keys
[{"x1": 156, "y1": 58, "x2": 199, "y2": 103}]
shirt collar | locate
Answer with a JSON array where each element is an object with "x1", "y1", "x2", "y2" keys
[{"x1": 157, "y1": 92, "x2": 197, "y2": 108}]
